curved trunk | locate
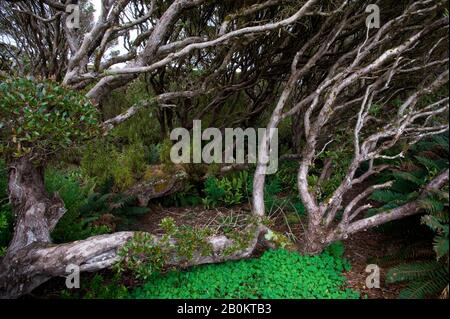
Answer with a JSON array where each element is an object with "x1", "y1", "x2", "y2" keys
[
  {"x1": 0, "y1": 157, "x2": 65, "y2": 297},
  {"x1": 5, "y1": 157, "x2": 65, "y2": 254}
]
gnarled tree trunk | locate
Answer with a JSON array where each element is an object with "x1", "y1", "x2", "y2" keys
[
  {"x1": 0, "y1": 157, "x2": 271, "y2": 298},
  {"x1": 0, "y1": 156, "x2": 66, "y2": 297}
]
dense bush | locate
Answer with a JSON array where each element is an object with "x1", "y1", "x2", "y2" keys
[
  {"x1": 0, "y1": 77, "x2": 99, "y2": 162},
  {"x1": 81, "y1": 141, "x2": 148, "y2": 192},
  {"x1": 202, "y1": 171, "x2": 252, "y2": 207},
  {"x1": 385, "y1": 206, "x2": 448, "y2": 299},
  {"x1": 131, "y1": 248, "x2": 357, "y2": 299},
  {"x1": 367, "y1": 134, "x2": 449, "y2": 233},
  {"x1": 365, "y1": 134, "x2": 449, "y2": 298},
  {"x1": 45, "y1": 168, "x2": 110, "y2": 243},
  {"x1": 47, "y1": 168, "x2": 153, "y2": 242}
]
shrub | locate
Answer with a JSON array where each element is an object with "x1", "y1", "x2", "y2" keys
[
  {"x1": 202, "y1": 171, "x2": 252, "y2": 208},
  {"x1": 202, "y1": 176, "x2": 226, "y2": 207},
  {"x1": 45, "y1": 168, "x2": 110, "y2": 243},
  {"x1": 367, "y1": 133, "x2": 449, "y2": 233},
  {"x1": 131, "y1": 249, "x2": 358, "y2": 299},
  {"x1": 115, "y1": 218, "x2": 214, "y2": 280},
  {"x1": 385, "y1": 196, "x2": 449, "y2": 299},
  {"x1": 78, "y1": 181, "x2": 149, "y2": 231},
  {"x1": 0, "y1": 77, "x2": 99, "y2": 162},
  {"x1": 367, "y1": 134, "x2": 450, "y2": 298},
  {"x1": 81, "y1": 141, "x2": 148, "y2": 192}
]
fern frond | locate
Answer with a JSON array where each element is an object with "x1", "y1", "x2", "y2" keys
[
  {"x1": 420, "y1": 198, "x2": 445, "y2": 214},
  {"x1": 386, "y1": 261, "x2": 447, "y2": 283},
  {"x1": 370, "y1": 190, "x2": 407, "y2": 203},
  {"x1": 392, "y1": 171, "x2": 425, "y2": 186},
  {"x1": 431, "y1": 135, "x2": 449, "y2": 153},
  {"x1": 433, "y1": 234, "x2": 449, "y2": 259},
  {"x1": 398, "y1": 276, "x2": 448, "y2": 299},
  {"x1": 414, "y1": 156, "x2": 440, "y2": 173}
]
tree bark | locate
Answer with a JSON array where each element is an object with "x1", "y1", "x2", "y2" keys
[
  {"x1": 0, "y1": 158, "x2": 271, "y2": 298},
  {"x1": 301, "y1": 213, "x2": 327, "y2": 254},
  {"x1": 0, "y1": 156, "x2": 65, "y2": 297}
]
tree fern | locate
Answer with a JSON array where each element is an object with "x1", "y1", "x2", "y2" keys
[
  {"x1": 397, "y1": 275, "x2": 449, "y2": 299},
  {"x1": 387, "y1": 261, "x2": 447, "y2": 283},
  {"x1": 382, "y1": 134, "x2": 449, "y2": 298}
]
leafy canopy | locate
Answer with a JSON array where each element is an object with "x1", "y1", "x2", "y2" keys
[{"x1": 0, "y1": 77, "x2": 100, "y2": 162}]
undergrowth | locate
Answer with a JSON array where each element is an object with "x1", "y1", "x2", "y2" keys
[{"x1": 130, "y1": 247, "x2": 357, "y2": 299}]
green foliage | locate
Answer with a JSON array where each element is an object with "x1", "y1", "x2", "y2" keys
[
  {"x1": 263, "y1": 229, "x2": 293, "y2": 249},
  {"x1": 312, "y1": 144, "x2": 353, "y2": 200},
  {"x1": 78, "y1": 182, "x2": 149, "y2": 231},
  {"x1": 46, "y1": 167, "x2": 147, "y2": 243},
  {"x1": 421, "y1": 204, "x2": 449, "y2": 260},
  {"x1": 325, "y1": 241, "x2": 346, "y2": 261},
  {"x1": 131, "y1": 249, "x2": 359, "y2": 299},
  {"x1": 382, "y1": 135, "x2": 449, "y2": 299},
  {"x1": 81, "y1": 140, "x2": 148, "y2": 192},
  {"x1": 148, "y1": 144, "x2": 161, "y2": 165},
  {"x1": 0, "y1": 77, "x2": 99, "y2": 161},
  {"x1": 159, "y1": 139, "x2": 174, "y2": 168},
  {"x1": 367, "y1": 134, "x2": 449, "y2": 230},
  {"x1": 290, "y1": 198, "x2": 306, "y2": 216},
  {"x1": 116, "y1": 218, "x2": 213, "y2": 280},
  {"x1": 61, "y1": 274, "x2": 129, "y2": 299},
  {"x1": 202, "y1": 177, "x2": 226, "y2": 207},
  {"x1": 201, "y1": 169, "x2": 284, "y2": 210},
  {"x1": 263, "y1": 176, "x2": 283, "y2": 212},
  {"x1": 202, "y1": 171, "x2": 251, "y2": 208},
  {"x1": 276, "y1": 161, "x2": 298, "y2": 190},
  {"x1": 420, "y1": 197, "x2": 445, "y2": 215},
  {"x1": 370, "y1": 190, "x2": 409, "y2": 204},
  {"x1": 45, "y1": 168, "x2": 110, "y2": 243},
  {"x1": 116, "y1": 232, "x2": 170, "y2": 280},
  {"x1": 386, "y1": 261, "x2": 448, "y2": 299}
]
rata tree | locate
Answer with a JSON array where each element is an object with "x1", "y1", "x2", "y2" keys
[
  {"x1": 0, "y1": 77, "x2": 99, "y2": 291},
  {"x1": 0, "y1": 0, "x2": 328, "y2": 298},
  {"x1": 253, "y1": 0, "x2": 449, "y2": 254},
  {"x1": 0, "y1": 77, "x2": 275, "y2": 298},
  {"x1": 0, "y1": 0, "x2": 448, "y2": 298}
]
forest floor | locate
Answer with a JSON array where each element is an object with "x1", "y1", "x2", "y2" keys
[
  {"x1": 32, "y1": 202, "x2": 421, "y2": 299},
  {"x1": 136, "y1": 202, "x2": 409, "y2": 299},
  {"x1": 34, "y1": 176, "x2": 431, "y2": 299}
]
